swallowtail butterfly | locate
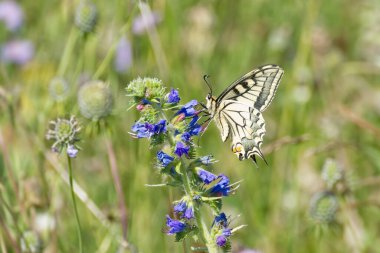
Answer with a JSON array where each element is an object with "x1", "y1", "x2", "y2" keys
[{"x1": 203, "y1": 64, "x2": 284, "y2": 165}]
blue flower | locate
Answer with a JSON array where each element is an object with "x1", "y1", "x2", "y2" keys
[
  {"x1": 157, "y1": 151, "x2": 174, "y2": 167},
  {"x1": 141, "y1": 98, "x2": 151, "y2": 105},
  {"x1": 174, "y1": 201, "x2": 194, "y2": 220},
  {"x1": 200, "y1": 155, "x2": 215, "y2": 165},
  {"x1": 174, "y1": 142, "x2": 190, "y2": 157},
  {"x1": 174, "y1": 201, "x2": 186, "y2": 213},
  {"x1": 67, "y1": 144, "x2": 79, "y2": 158},
  {"x1": 131, "y1": 120, "x2": 166, "y2": 138},
  {"x1": 187, "y1": 116, "x2": 202, "y2": 136},
  {"x1": 167, "y1": 88, "x2": 180, "y2": 104},
  {"x1": 176, "y1": 100, "x2": 198, "y2": 117},
  {"x1": 166, "y1": 215, "x2": 186, "y2": 235},
  {"x1": 210, "y1": 174, "x2": 230, "y2": 196},
  {"x1": 153, "y1": 119, "x2": 167, "y2": 134},
  {"x1": 131, "y1": 122, "x2": 154, "y2": 138},
  {"x1": 197, "y1": 168, "x2": 217, "y2": 184},
  {"x1": 181, "y1": 132, "x2": 191, "y2": 142},
  {"x1": 213, "y1": 213, "x2": 228, "y2": 227}
]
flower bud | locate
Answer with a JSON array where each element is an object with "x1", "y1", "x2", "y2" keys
[
  {"x1": 126, "y1": 77, "x2": 165, "y2": 100},
  {"x1": 78, "y1": 80, "x2": 113, "y2": 120},
  {"x1": 75, "y1": 0, "x2": 97, "y2": 33},
  {"x1": 321, "y1": 159, "x2": 343, "y2": 189}
]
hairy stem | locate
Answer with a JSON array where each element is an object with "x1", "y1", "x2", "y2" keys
[{"x1": 159, "y1": 110, "x2": 218, "y2": 253}]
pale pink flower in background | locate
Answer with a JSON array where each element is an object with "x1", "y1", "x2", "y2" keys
[
  {"x1": 114, "y1": 36, "x2": 132, "y2": 73},
  {"x1": 0, "y1": 1, "x2": 23, "y2": 31},
  {"x1": 132, "y1": 11, "x2": 161, "y2": 35},
  {"x1": 1, "y1": 39, "x2": 34, "y2": 65}
]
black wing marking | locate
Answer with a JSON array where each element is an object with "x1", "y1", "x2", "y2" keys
[{"x1": 216, "y1": 64, "x2": 284, "y2": 112}]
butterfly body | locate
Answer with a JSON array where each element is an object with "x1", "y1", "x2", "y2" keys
[{"x1": 205, "y1": 64, "x2": 284, "y2": 164}]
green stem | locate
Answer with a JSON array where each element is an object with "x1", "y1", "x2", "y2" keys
[
  {"x1": 58, "y1": 29, "x2": 79, "y2": 76},
  {"x1": 67, "y1": 155, "x2": 83, "y2": 253},
  {"x1": 159, "y1": 110, "x2": 218, "y2": 253}
]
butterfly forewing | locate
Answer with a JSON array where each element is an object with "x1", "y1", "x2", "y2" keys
[{"x1": 216, "y1": 64, "x2": 283, "y2": 112}]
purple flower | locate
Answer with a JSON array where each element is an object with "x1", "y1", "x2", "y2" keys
[
  {"x1": 153, "y1": 119, "x2": 166, "y2": 134},
  {"x1": 0, "y1": 1, "x2": 23, "y2": 31},
  {"x1": 184, "y1": 205, "x2": 194, "y2": 219},
  {"x1": 174, "y1": 201, "x2": 194, "y2": 220},
  {"x1": 216, "y1": 235, "x2": 227, "y2": 247},
  {"x1": 197, "y1": 168, "x2": 217, "y2": 184},
  {"x1": 174, "y1": 201, "x2": 186, "y2": 213},
  {"x1": 167, "y1": 88, "x2": 180, "y2": 104},
  {"x1": 174, "y1": 142, "x2": 189, "y2": 157},
  {"x1": 181, "y1": 132, "x2": 191, "y2": 142},
  {"x1": 166, "y1": 215, "x2": 186, "y2": 235},
  {"x1": 131, "y1": 122, "x2": 154, "y2": 138},
  {"x1": 157, "y1": 150, "x2": 174, "y2": 167},
  {"x1": 210, "y1": 174, "x2": 230, "y2": 196},
  {"x1": 1, "y1": 40, "x2": 34, "y2": 65},
  {"x1": 132, "y1": 11, "x2": 161, "y2": 35},
  {"x1": 176, "y1": 100, "x2": 198, "y2": 117},
  {"x1": 67, "y1": 144, "x2": 79, "y2": 158},
  {"x1": 114, "y1": 36, "x2": 133, "y2": 73},
  {"x1": 216, "y1": 228, "x2": 232, "y2": 247}
]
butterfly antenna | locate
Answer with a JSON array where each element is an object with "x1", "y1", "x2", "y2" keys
[{"x1": 203, "y1": 75, "x2": 213, "y2": 94}]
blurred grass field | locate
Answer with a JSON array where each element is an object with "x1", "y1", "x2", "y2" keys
[{"x1": 1, "y1": 0, "x2": 380, "y2": 252}]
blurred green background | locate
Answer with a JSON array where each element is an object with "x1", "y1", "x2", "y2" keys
[{"x1": 1, "y1": 0, "x2": 380, "y2": 252}]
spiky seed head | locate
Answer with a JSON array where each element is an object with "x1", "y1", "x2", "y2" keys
[
  {"x1": 309, "y1": 191, "x2": 338, "y2": 224},
  {"x1": 75, "y1": 0, "x2": 98, "y2": 33}
]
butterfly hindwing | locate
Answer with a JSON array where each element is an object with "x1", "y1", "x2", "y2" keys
[{"x1": 216, "y1": 101, "x2": 266, "y2": 160}]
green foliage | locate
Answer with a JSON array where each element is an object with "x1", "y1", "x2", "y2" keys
[{"x1": 1, "y1": 0, "x2": 380, "y2": 252}]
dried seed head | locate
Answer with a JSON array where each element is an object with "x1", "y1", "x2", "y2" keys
[{"x1": 46, "y1": 116, "x2": 81, "y2": 154}]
